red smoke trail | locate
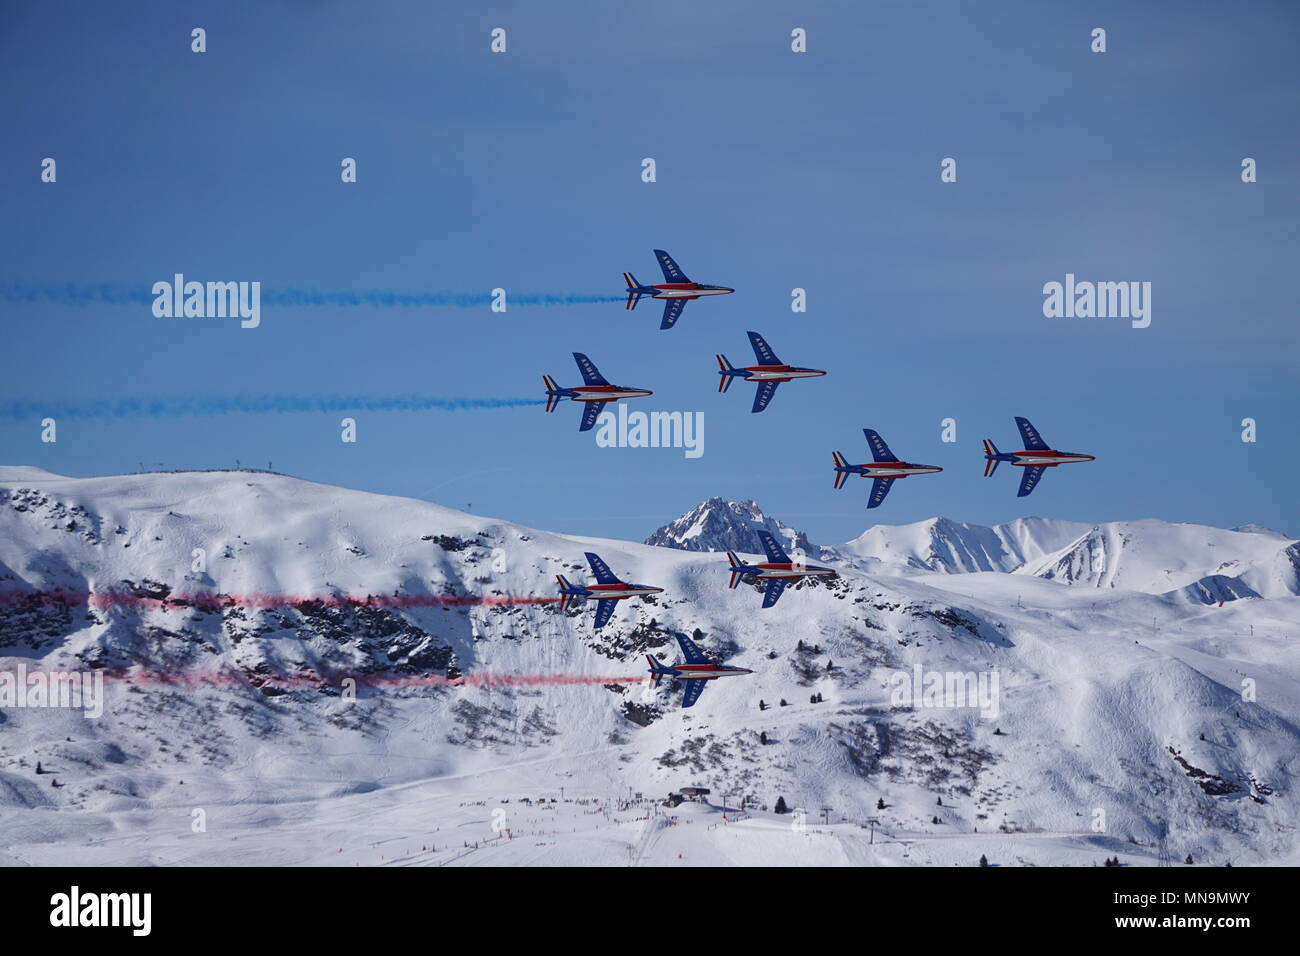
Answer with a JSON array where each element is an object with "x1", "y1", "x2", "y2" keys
[
  {"x1": 0, "y1": 589, "x2": 562, "y2": 612},
  {"x1": 0, "y1": 662, "x2": 648, "y2": 691}
]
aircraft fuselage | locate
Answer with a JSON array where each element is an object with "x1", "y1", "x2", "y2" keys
[
  {"x1": 843, "y1": 462, "x2": 943, "y2": 478},
  {"x1": 568, "y1": 385, "x2": 653, "y2": 402},
  {"x1": 585, "y1": 583, "x2": 663, "y2": 600},
  {"x1": 743, "y1": 562, "x2": 836, "y2": 580},
  {"x1": 650, "y1": 283, "x2": 734, "y2": 299},
  {"x1": 667, "y1": 663, "x2": 753, "y2": 681},
  {"x1": 742, "y1": 365, "x2": 826, "y2": 382},
  {"x1": 1005, "y1": 450, "x2": 1094, "y2": 466}
]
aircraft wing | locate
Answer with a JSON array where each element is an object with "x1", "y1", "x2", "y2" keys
[
  {"x1": 756, "y1": 529, "x2": 790, "y2": 564},
  {"x1": 674, "y1": 632, "x2": 711, "y2": 664},
  {"x1": 867, "y1": 477, "x2": 895, "y2": 509},
  {"x1": 573, "y1": 353, "x2": 610, "y2": 386},
  {"x1": 1017, "y1": 465, "x2": 1046, "y2": 498},
  {"x1": 751, "y1": 380, "x2": 779, "y2": 413},
  {"x1": 592, "y1": 599, "x2": 617, "y2": 629},
  {"x1": 585, "y1": 552, "x2": 621, "y2": 585},
  {"x1": 747, "y1": 331, "x2": 781, "y2": 365},
  {"x1": 654, "y1": 249, "x2": 690, "y2": 283},
  {"x1": 579, "y1": 401, "x2": 607, "y2": 432},
  {"x1": 660, "y1": 298, "x2": 687, "y2": 330},
  {"x1": 761, "y1": 578, "x2": 788, "y2": 608},
  {"x1": 681, "y1": 679, "x2": 707, "y2": 708},
  {"x1": 864, "y1": 429, "x2": 899, "y2": 462},
  {"x1": 1015, "y1": 417, "x2": 1050, "y2": 451}
]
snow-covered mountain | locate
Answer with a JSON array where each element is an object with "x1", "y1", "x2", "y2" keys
[
  {"x1": 644, "y1": 497, "x2": 819, "y2": 556},
  {"x1": 1, "y1": 466, "x2": 1297, "y2": 867},
  {"x1": 1019, "y1": 520, "x2": 1300, "y2": 600},
  {"x1": 836, "y1": 516, "x2": 1091, "y2": 574}
]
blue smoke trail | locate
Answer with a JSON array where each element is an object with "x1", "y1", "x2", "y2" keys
[
  {"x1": 0, "y1": 282, "x2": 623, "y2": 309},
  {"x1": 0, "y1": 394, "x2": 546, "y2": 421}
]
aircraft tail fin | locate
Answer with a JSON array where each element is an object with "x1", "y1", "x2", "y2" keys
[
  {"x1": 832, "y1": 451, "x2": 849, "y2": 489},
  {"x1": 623, "y1": 272, "x2": 642, "y2": 311},
  {"x1": 555, "y1": 575, "x2": 573, "y2": 611},
  {"x1": 543, "y1": 375, "x2": 560, "y2": 413},
  {"x1": 647, "y1": 655, "x2": 666, "y2": 684},
  {"x1": 716, "y1": 355, "x2": 735, "y2": 392},
  {"x1": 982, "y1": 439, "x2": 1000, "y2": 477},
  {"x1": 726, "y1": 551, "x2": 743, "y2": 589}
]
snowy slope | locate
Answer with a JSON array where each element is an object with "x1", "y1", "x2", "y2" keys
[
  {"x1": 1, "y1": 467, "x2": 1297, "y2": 867},
  {"x1": 1020, "y1": 519, "x2": 1300, "y2": 597},
  {"x1": 836, "y1": 516, "x2": 1090, "y2": 573}
]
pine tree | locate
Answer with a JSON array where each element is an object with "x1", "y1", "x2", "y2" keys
[
  {"x1": 760, "y1": 731, "x2": 768, "y2": 745},
  {"x1": 979, "y1": 854, "x2": 989, "y2": 867},
  {"x1": 775, "y1": 796, "x2": 788, "y2": 814},
  {"x1": 1185, "y1": 854, "x2": 1194, "y2": 865},
  {"x1": 876, "y1": 798, "x2": 886, "y2": 810}
]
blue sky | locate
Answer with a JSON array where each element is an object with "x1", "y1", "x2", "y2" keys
[{"x1": 2, "y1": 0, "x2": 1297, "y2": 544}]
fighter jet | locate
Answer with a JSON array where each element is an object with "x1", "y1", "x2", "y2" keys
[
  {"x1": 833, "y1": 429, "x2": 943, "y2": 508},
  {"x1": 542, "y1": 352, "x2": 652, "y2": 432},
  {"x1": 646, "y1": 632, "x2": 753, "y2": 708},
  {"x1": 555, "y1": 552, "x2": 663, "y2": 629},
  {"x1": 716, "y1": 331, "x2": 826, "y2": 413},
  {"x1": 982, "y1": 416, "x2": 1095, "y2": 497},
  {"x1": 725, "y1": 529, "x2": 836, "y2": 609},
  {"x1": 622, "y1": 249, "x2": 734, "y2": 330}
]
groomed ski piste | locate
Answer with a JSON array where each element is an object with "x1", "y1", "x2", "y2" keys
[{"x1": 1, "y1": 466, "x2": 1297, "y2": 866}]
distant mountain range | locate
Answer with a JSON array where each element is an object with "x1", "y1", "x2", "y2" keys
[{"x1": 646, "y1": 497, "x2": 1299, "y2": 604}]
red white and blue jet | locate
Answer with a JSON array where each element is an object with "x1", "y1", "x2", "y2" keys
[
  {"x1": 647, "y1": 632, "x2": 753, "y2": 708},
  {"x1": 983, "y1": 416, "x2": 1095, "y2": 497},
  {"x1": 556, "y1": 552, "x2": 663, "y2": 629},
  {"x1": 725, "y1": 529, "x2": 837, "y2": 609},
  {"x1": 543, "y1": 352, "x2": 652, "y2": 432},
  {"x1": 623, "y1": 249, "x2": 734, "y2": 330},
  {"x1": 833, "y1": 429, "x2": 943, "y2": 508},
  {"x1": 716, "y1": 331, "x2": 826, "y2": 413}
]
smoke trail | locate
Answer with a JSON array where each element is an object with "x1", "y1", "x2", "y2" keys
[
  {"x1": 0, "y1": 589, "x2": 563, "y2": 612},
  {"x1": 0, "y1": 282, "x2": 624, "y2": 309},
  {"x1": 0, "y1": 393, "x2": 545, "y2": 422},
  {"x1": 0, "y1": 662, "x2": 650, "y2": 692}
]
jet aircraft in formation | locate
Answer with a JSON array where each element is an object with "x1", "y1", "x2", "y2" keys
[
  {"x1": 542, "y1": 352, "x2": 652, "y2": 432},
  {"x1": 983, "y1": 416, "x2": 1096, "y2": 497},
  {"x1": 716, "y1": 331, "x2": 826, "y2": 413},
  {"x1": 646, "y1": 632, "x2": 753, "y2": 708},
  {"x1": 555, "y1": 552, "x2": 663, "y2": 629},
  {"x1": 832, "y1": 429, "x2": 943, "y2": 508},
  {"x1": 725, "y1": 530, "x2": 837, "y2": 609},
  {"x1": 623, "y1": 249, "x2": 734, "y2": 330},
  {"x1": 532, "y1": 248, "x2": 1099, "y2": 707}
]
